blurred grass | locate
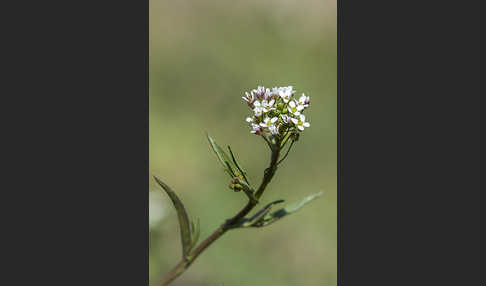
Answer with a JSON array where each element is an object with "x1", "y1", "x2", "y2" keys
[{"x1": 150, "y1": 1, "x2": 336, "y2": 285}]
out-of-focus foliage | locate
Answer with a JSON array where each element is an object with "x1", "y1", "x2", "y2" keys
[{"x1": 150, "y1": 0, "x2": 336, "y2": 285}]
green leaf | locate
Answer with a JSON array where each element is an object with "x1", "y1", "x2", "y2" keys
[
  {"x1": 206, "y1": 133, "x2": 239, "y2": 178},
  {"x1": 189, "y1": 217, "x2": 200, "y2": 251},
  {"x1": 229, "y1": 200, "x2": 285, "y2": 228},
  {"x1": 256, "y1": 192, "x2": 323, "y2": 227},
  {"x1": 154, "y1": 176, "x2": 193, "y2": 259},
  {"x1": 227, "y1": 146, "x2": 250, "y2": 185}
]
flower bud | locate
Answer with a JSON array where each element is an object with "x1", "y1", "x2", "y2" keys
[{"x1": 291, "y1": 132, "x2": 300, "y2": 142}]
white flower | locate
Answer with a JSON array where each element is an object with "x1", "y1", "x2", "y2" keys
[
  {"x1": 270, "y1": 87, "x2": 281, "y2": 99},
  {"x1": 259, "y1": 116, "x2": 278, "y2": 128},
  {"x1": 268, "y1": 124, "x2": 280, "y2": 135},
  {"x1": 242, "y1": 91, "x2": 255, "y2": 105},
  {"x1": 279, "y1": 87, "x2": 293, "y2": 103},
  {"x1": 291, "y1": 114, "x2": 310, "y2": 131},
  {"x1": 250, "y1": 123, "x2": 263, "y2": 135},
  {"x1": 288, "y1": 100, "x2": 304, "y2": 116},
  {"x1": 281, "y1": 114, "x2": 292, "y2": 124},
  {"x1": 246, "y1": 117, "x2": 254, "y2": 123},
  {"x1": 253, "y1": 100, "x2": 263, "y2": 116},
  {"x1": 298, "y1": 93, "x2": 310, "y2": 108},
  {"x1": 261, "y1": 99, "x2": 275, "y2": 113}
]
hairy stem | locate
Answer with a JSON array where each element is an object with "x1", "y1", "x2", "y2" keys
[{"x1": 156, "y1": 143, "x2": 281, "y2": 286}]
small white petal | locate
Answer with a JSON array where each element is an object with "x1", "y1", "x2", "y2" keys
[
  {"x1": 253, "y1": 101, "x2": 261, "y2": 107},
  {"x1": 246, "y1": 117, "x2": 253, "y2": 122},
  {"x1": 291, "y1": 118, "x2": 298, "y2": 124},
  {"x1": 303, "y1": 122, "x2": 310, "y2": 127},
  {"x1": 297, "y1": 125, "x2": 304, "y2": 131},
  {"x1": 300, "y1": 114, "x2": 306, "y2": 121},
  {"x1": 289, "y1": 101, "x2": 296, "y2": 108},
  {"x1": 270, "y1": 117, "x2": 278, "y2": 123}
]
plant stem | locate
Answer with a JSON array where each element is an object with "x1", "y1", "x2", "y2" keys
[
  {"x1": 277, "y1": 140, "x2": 295, "y2": 165},
  {"x1": 158, "y1": 226, "x2": 226, "y2": 286},
  {"x1": 156, "y1": 144, "x2": 281, "y2": 286}
]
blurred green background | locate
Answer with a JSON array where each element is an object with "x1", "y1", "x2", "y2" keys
[{"x1": 149, "y1": 1, "x2": 336, "y2": 285}]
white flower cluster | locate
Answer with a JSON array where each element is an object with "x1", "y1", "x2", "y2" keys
[{"x1": 243, "y1": 85, "x2": 310, "y2": 137}]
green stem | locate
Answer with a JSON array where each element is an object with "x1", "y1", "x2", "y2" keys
[
  {"x1": 277, "y1": 140, "x2": 295, "y2": 165},
  {"x1": 156, "y1": 143, "x2": 281, "y2": 286}
]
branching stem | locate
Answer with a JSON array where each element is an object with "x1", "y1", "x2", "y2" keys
[{"x1": 156, "y1": 141, "x2": 281, "y2": 286}]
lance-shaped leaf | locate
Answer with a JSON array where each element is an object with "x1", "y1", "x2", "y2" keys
[
  {"x1": 227, "y1": 146, "x2": 250, "y2": 185},
  {"x1": 154, "y1": 176, "x2": 193, "y2": 259},
  {"x1": 229, "y1": 200, "x2": 285, "y2": 228},
  {"x1": 253, "y1": 192, "x2": 323, "y2": 227},
  {"x1": 206, "y1": 133, "x2": 239, "y2": 178},
  {"x1": 189, "y1": 217, "x2": 200, "y2": 252}
]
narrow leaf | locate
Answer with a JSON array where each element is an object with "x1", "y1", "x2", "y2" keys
[
  {"x1": 154, "y1": 176, "x2": 193, "y2": 258},
  {"x1": 227, "y1": 146, "x2": 250, "y2": 184},
  {"x1": 258, "y1": 192, "x2": 323, "y2": 227},
  {"x1": 206, "y1": 133, "x2": 238, "y2": 178},
  {"x1": 230, "y1": 200, "x2": 284, "y2": 228},
  {"x1": 190, "y1": 217, "x2": 200, "y2": 251}
]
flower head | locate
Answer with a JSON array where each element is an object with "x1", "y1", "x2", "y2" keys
[{"x1": 243, "y1": 85, "x2": 310, "y2": 137}]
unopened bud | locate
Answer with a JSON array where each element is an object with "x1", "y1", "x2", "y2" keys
[
  {"x1": 291, "y1": 132, "x2": 300, "y2": 142},
  {"x1": 229, "y1": 183, "x2": 243, "y2": 192}
]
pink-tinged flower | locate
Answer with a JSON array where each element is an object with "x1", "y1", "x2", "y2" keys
[
  {"x1": 252, "y1": 86, "x2": 266, "y2": 100},
  {"x1": 270, "y1": 87, "x2": 281, "y2": 99},
  {"x1": 298, "y1": 93, "x2": 310, "y2": 108},
  {"x1": 242, "y1": 91, "x2": 255, "y2": 106},
  {"x1": 250, "y1": 123, "x2": 263, "y2": 135},
  {"x1": 263, "y1": 88, "x2": 273, "y2": 100}
]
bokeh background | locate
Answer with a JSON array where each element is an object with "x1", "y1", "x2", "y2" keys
[{"x1": 149, "y1": 1, "x2": 336, "y2": 285}]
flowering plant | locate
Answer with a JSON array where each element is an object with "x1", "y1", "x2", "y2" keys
[{"x1": 154, "y1": 85, "x2": 322, "y2": 286}]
